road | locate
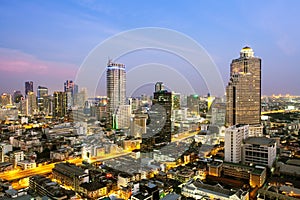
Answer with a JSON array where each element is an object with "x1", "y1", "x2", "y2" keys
[
  {"x1": 0, "y1": 158, "x2": 82, "y2": 181},
  {"x1": 0, "y1": 131, "x2": 198, "y2": 182}
]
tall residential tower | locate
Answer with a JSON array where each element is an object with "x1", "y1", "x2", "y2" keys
[
  {"x1": 226, "y1": 47, "x2": 261, "y2": 126},
  {"x1": 106, "y1": 60, "x2": 126, "y2": 126}
]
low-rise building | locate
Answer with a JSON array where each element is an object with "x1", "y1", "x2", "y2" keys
[
  {"x1": 29, "y1": 175, "x2": 76, "y2": 199},
  {"x1": 78, "y1": 182, "x2": 107, "y2": 199},
  {"x1": 52, "y1": 163, "x2": 89, "y2": 191},
  {"x1": 181, "y1": 179, "x2": 249, "y2": 200},
  {"x1": 242, "y1": 137, "x2": 276, "y2": 168}
]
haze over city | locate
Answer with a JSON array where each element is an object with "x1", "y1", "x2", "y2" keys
[{"x1": 1, "y1": 0, "x2": 300, "y2": 95}]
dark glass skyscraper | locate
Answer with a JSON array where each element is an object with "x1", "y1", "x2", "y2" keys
[
  {"x1": 37, "y1": 86, "x2": 48, "y2": 112},
  {"x1": 226, "y1": 47, "x2": 261, "y2": 126},
  {"x1": 25, "y1": 81, "x2": 33, "y2": 96},
  {"x1": 141, "y1": 82, "x2": 172, "y2": 151}
]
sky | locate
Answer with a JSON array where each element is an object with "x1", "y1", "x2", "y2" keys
[{"x1": 0, "y1": 0, "x2": 300, "y2": 96}]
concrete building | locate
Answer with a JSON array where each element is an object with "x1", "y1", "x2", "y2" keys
[
  {"x1": 107, "y1": 60, "x2": 126, "y2": 126},
  {"x1": 27, "y1": 91, "x2": 37, "y2": 115},
  {"x1": 53, "y1": 91, "x2": 67, "y2": 118},
  {"x1": 0, "y1": 93, "x2": 12, "y2": 106},
  {"x1": 181, "y1": 179, "x2": 249, "y2": 200},
  {"x1": 242, "y1": 137, "x2": 277, "y2": 168},
  {"x1": 249, "y1": 124, "x2": 264, "y2": 137},
  {"x1": 226, "y1": 46, "x2": 261, "y2": 126},
  {"x1": 52, "y1": 163, "x2": 89, "y2": 191},
  {"x1": 114, "y1": 105, "x2": 131, "y2": 129},
  {"x1": 224, "y1": 124, "x2": 249, "y2": 163},
  {"x1": 78, "y1": 182, "x2": 107, "y2": 199},
  {"x1": 29, "y1": 175, "x2": 75, "y2": 199},
  {"x1": 130, "y1": 113, "x2": 147, "y2": 138}
]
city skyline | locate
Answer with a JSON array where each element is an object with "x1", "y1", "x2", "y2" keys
[{"x1": 1, "y1": 1, "x2": 300, "y2": 96}]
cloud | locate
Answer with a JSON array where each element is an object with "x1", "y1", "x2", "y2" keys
[{"x1": 0, "y1": 48, "x2": 77, "y2": 77}]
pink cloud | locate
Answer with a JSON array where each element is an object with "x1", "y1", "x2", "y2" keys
[{"x1": 0, "y1": 48, "x2": 77, "y2": 77}]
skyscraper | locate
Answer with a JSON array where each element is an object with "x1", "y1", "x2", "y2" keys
[
  {"x1": 27, "y1": 91, "x2": 37, "y2": 115},
  {"x1": 141, "y1": 82, "x2": 172, "y2": 151},
  {"x1": 226, "y1": 46, "x2": 261, "y2": 126},
  {"x1": 106, "y1": 60, "x2": 126, "y2": 125},
  {"x1": 25, "y1": 81, "x2": 33, "y2": 96},
  {"x1": 64, "y1": 80, "x2": 78, "y2": 109},
  {"x1": 37, "y1": 86, "x2": 48, "y2": 112},
  {"x1": 152, "y1": 85, "x2": 172, "y2": 144},
  {"x1": 53, "y1": 91, "x2": 67, "y2": 118},
  {"x1": 13, "y1": 91, "x2": 23, "y2": 103}
]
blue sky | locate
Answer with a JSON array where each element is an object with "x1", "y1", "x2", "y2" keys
[{"x1": 0, "y1": 0, "x2": 299, "y2": 96}]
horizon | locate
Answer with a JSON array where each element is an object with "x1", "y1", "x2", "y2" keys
[{"x1": 1, "y1": 1, "x2": 300, "y2": 96}]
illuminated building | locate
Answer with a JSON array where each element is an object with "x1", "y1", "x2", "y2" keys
[
  {"x1": 12, "y1": 90, "x2": 23, "y2": 103},
  {"x1": 0, "y1": 93, "x2": 12, "y2": 106},
  {"x1": 29, "y1": 175, "x2": 76, "y2": 199},
  {"x1": 181, "y1": 179, "x2": 249, "y2": 200},
  {"x1": 53, "y1": 91, "x2": 67, "y2": 118},
  {"x1": 226, "y1": 46, "x2": 261, "y2": 126},
  {"x1": 208, "y1": 161, "x2": 222, "y2": 177},
  {"x1": 25, "y1": 81, "x2": 33, "y2": 96},
  {"x1": 37, "y1": 86, "x2": 48, "y2": 112},
  {"x1": 224, "y1": 124, "x2": 249, "y2": 163},
  {"x1": 52, "y1": 163, "x2": 89, "y2": 191},
  {"x1": 78, "y1": 182, "x2": 107, "y2": 199},
  {"x1": 187, "y1": 94, "x2": 199, "y2": 115},
  {"x1": 242, "y1": 137, "x2": 276, "y2": 168},
  {"x1": 141, "y1": 82, "x2": 172, "y2": 151},
  {"x1": 64, "y1": 80, "x2": 78, "y2": 109},
  {"x1": 27, "y1": 91, "x2": 37, "y2": 115},
  {"x1": 106, "y1": 60, "x2": 126, "y2": 126},
  {"x1": 152, "y1": 83, "x2": 172, "y2": 144},
  {"x1": 172, "y1": 92, "x2": 181, "y2": 110}
]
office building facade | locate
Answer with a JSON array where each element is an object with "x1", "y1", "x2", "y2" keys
[
  {"x1": 25, "y1": 81, "x2": 33, "y2": 96},
  {"x1": 226, "y1": 47, "x2": 261, "y2": 126},
  {"x1": 37, "y1": 86, "x2": 48, "y2": 113}
]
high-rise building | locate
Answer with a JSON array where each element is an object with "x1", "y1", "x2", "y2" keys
[
  {"x1": 25, "y1": 81, "x2": 34, "y2": 96},
  {"x1": 27, "y1": 92, "x2": 37, "y2": 115},
  {"x1": 152, "y1": 84, "x2": 172, "y2": 144},
  {"x1": 224, "y1": 124, "x2": 249, "y2": 163},
  {"x1": 155, "y1": 82, "x2": 164, "y2": 92},
  {"x1": 0, "y1": 93, "x2": 12, "y2": 106},
  {"x1": 106, "y1": 60, "x2": 126, "y2": 125},
  {"x1": 37, "y1": 86, "x2": 48, "y2": 112},
  {"x1": 114, "y1": 105, "x2": 131, "y2": 129},
  {"x1": 226, "y1": 47, "x2": 261, "y2": 126},
  {"x1": 53, "y1": 91, "x2": 67, "y2": 118},
  {"x1": 64, "y1": 80, "x2": 78, "y2": 109},
  {"x1": 187, "y1": 94, "x2": 201, "y2": 115},
  {"x1": 13, "y1": 91, "x2": 23, "y2": 104},
  {"x1": 172, "y1": 92, "x2": 181, "y2": 110}
]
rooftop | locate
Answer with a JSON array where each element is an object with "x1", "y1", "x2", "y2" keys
[{"x1": 244, "y1": 137, "x2": 276, "y2": 146}]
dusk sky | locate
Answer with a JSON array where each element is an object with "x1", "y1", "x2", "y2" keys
[{"x1": 1, "y1": 0, "x2": 300, "y2": 96}]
